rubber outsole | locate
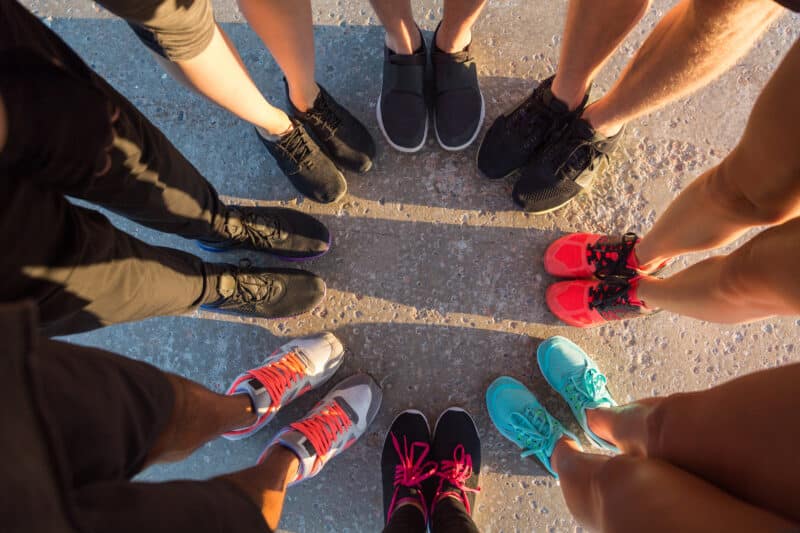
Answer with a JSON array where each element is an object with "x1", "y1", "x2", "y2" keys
[{"x1": 197, "y1": 230, "x2": 333, "y2": 263}]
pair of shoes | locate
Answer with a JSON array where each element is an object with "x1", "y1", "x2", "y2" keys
[
  {"x1": 487, "y1": 336, "x2": 617, "y2": 478},
  {"x1": 197, "y1": 203, "x2": 330, "y2": 320},
  {"x1": 381, "y1": 408, "x2": 481, "y2": 527},
  {"x1": 544, "y1": 232, "x2": 663, "y2": 327},
  {"x1": 477, "y1": 75, "x2": 623, "y2": 213},
  {"x1": 378, "y1": 25, "x2": 484, "y2": 153},
  {"x1": 259, "y1": 82, "x2": 376, "y2": 204},
  {"x1": 223, "y1": 333, "x2": 383, "y2": 483}
]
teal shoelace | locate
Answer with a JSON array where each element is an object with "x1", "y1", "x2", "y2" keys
[
  {"x1": 508, "y1": 406, "x2": 559, "y2": 458},
  {"x1": 564, "y1": 367, "x2": 610, "y2": 411}
]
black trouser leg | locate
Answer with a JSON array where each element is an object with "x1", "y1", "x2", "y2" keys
[
  {"x1": 382, "y1": 504, "x2": 427, "y2": 533},
  {"x1": 430, "y1": 497, "x2": 480, "y2": 533}
]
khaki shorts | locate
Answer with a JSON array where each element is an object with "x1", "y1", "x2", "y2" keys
[{"x1": 99, "y1": 0, "x2": 215, "y2": 61}]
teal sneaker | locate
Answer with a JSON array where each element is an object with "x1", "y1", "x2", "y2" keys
[
  {"x1": 486, "y1": 376, "x2": 581, "y2": 478},
  {"x1": 537, "y1": 336, "x2": 618, "y2": 452}
]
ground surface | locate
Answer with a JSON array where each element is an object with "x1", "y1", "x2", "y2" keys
[{"x1": 24, "y1": 0, "x2": 800, "y2": 531}]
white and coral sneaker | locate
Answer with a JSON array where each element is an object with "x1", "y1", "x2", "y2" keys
[
  {"x1": 262, "y1": 373, "x2": 382, "y2": 484},
  {"x1": 222, "y1": 332, "x2": 345, "y2": 440}
]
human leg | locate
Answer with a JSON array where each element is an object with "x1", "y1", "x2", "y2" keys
[
  {"x1": 369, "y1": 0, "x2": 422, "y2": 54},
  {"x1": 584, "y1": 363, "x2": 800, "y2": 522},
  {"x1": 584, "y1": 0, "x2": 783, "y2": 137}
]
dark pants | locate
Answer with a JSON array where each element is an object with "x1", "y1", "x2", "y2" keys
[
  {"x1": 383, "y1": 499, "x2": 481, "y2": 533},
  {"x1": 0, "y1": 1, "x2": 227, "y2": 336}
]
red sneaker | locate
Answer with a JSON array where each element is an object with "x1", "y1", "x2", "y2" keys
[
  {"x1": 544, "y1": 232, "x2": 660, "y2": 279},
  {"x1": 546, "y1": 276, "x2": 655, "y2": 327}
]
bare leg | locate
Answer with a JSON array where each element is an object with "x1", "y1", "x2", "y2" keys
[
  {"x1": 637, "y1": 217, "x2": 800, "y2": 322},
  {"x1": 551, "y1": 0, "x2": 651, "y2": 111},
  {"x1": 436, "y1": 0, "x2": 488, "y2": 53},
  {"x1": 634, "y1": 38, "x2": 800, "y2": 271},
  {"x1": 237, "y1": 0, "x2": 319, "y2": 112},
  {"x1": 152, "y1": 23, "x2": 293, "y2": 135},
  {"x1": 583, "y1": 363, "x2": 800, "y2": 523},
  {"x1": 583, "y1": 0, "x2": 783, "y2": 136},
  {"x1": 551, "y1": 439, "x2": 795, "y2": 532},
  {"x1": 369, "y1": 0, "x2": 422, "y2": 54}
]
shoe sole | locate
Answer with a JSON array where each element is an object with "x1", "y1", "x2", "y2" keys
[
  {"x1": 197, "y1": 230, "x2": 333, "y2": 263},
  {"x1": 376, "y1": 93, "x2": 429, "y2": 154},
  {"x1": 520, "y1": 158, "x2": 605, "y2": 215},
  {"x1": 434, "y1": 92, "x2": 486, "y2": 152}
]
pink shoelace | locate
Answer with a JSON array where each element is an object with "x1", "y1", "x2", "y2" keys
[
  {"x1": 433, "y1": 444, "x2": 480, "y2": 515},
  {"x1": 387, "y1": 432, "x2": 438, "y2": 522}
]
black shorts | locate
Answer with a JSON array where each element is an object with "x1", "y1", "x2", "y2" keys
[{"x1": 0, "y1": 302, "x2": 269, "y2": 533}]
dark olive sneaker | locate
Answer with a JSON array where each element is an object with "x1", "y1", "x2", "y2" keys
[
  {"x1": 377, "y1": 32, "x2": 428, "y2": 153},
  {"x1": 431, "y1": 408, "x2": 481, "y2": 520},
  {"x1": 431, "y1": 26, "x2": 484, "y2": 151},
  {"x1": 197, "y1": 206, "x2": 331, "y2": 261},
  {"x1": 257, "y1": 122, "x2": 347, "y2": 204},
  {"x1": 513, "y1": 119, "x2": 624, "y2": 213},
  {"x1": 382, "y1": 410, "x2": 438, "y2": 526},
  {"x1": 289, "y1": 82, "x2": 376, "y2": 174},
  {"x1": 202, "y1": 265, "x2": 325, "y2": 319},
  {"x1": 477, "y1": 76, "x2": 589, "y2": 179}
]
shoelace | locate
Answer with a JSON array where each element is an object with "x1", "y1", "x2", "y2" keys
[
  {"x1": 227, "y1": 267, "x2": 281, "y2": 305},
  {"x1": 586, "y1": 233, "x2": 638, "y2": 278},
  {"x1": 588, "y1": 277, "x2": 635, "y2": 311},
  {"x1": 565, "y1": 367, "x2": 610, "y2": 409},
  {"x1": 279, "y1": 126, "x2": 315, "y2": 167},
  {"x1": 433, "y1": 444, "x2": 480, "y2": 515},
  {"x1": 508, "y1": 84, "x2": 557, "y2": 143},
  {"x1": 225, "y1": 208, "x2": 282, "y2": 248},
  {"x1": 387, "y1": 433, "x2": 438, "y2": 522},
  {"x1": 290, "y1": 400, "x2": 352, "y2": 471},
  {"x1": 241, "y1": 351, "x2": 307, "y2": 411},
  {"x1": 307, "y1": 94, "x2": 342, "y2": 136},
  {"x1": 508, "y1": 406, "x2": 557, "y2": 459}
]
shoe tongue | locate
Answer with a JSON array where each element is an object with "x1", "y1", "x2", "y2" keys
[
  {"x1": 572, "y1": 118, "x2": 595, "y2": 139},
  {"x1": 217, "y1": 273, "x2": 236, "y2": 299}
]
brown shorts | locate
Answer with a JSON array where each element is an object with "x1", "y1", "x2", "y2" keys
[{"x1": 98, "y1": 0, "x2": 216, "y2": 61}]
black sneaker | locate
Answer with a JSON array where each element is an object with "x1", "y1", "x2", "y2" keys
[
  {"x1": 431, "y1": 408, "x2": 481, "y2": 518},
  {"x1": 202, "y1": 265, "x2": 325, "y2": 319},
  {"x1": 513, "y1": 118, "x2": 624, "y2": 213},
  {"x1": 382, "y1": 410, "x2": 438, "y2": 526},
  {"x1": 377, "y1": 32, "x2": 428, "y2": 153},
  {"x1": 289, "y1": 82, "x2": 376, "y2": 174},
  {"x1": 257, "y1": 122, "x2": 347, "y2": 204},
  {"x1": 431, "y1": 25, "x2": 484, "y2": 151},
  {"x1": 198, "y1": 206, "x2": 330, "y2": 261},
  {"x1": 477, "y1": 75, "x2": 589, "y2": 179}
]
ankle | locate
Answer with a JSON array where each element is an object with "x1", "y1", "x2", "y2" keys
[
  {"x1": 550, "y1": 436, "x2": 580, "y2": 474},
  {"x1": 385, "y1": 25, "x2": 422, "y2": 55},
  {"x1": 435, "y1": 23, "x2": 472, "y2": 53},
  {"x1": 583, "y1": 103, "x2": 623, "y2": 137},
  {"x1": 288, "y1": 83, "x2": 320, "y2": 113},
  {"x1": 550, "y1": 76, "x2": 589, "y2": 112}
]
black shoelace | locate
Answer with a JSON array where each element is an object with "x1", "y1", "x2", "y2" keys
[
  {"x1": 227, "y1": 263, "x2": 280, "y2": 305},
  {"x1": 588, "y1": 277, "x2": 633, "y2": 311},
  {"x1": 279, "y1": 127, "x2": 315, "y2": 167},
  {"x1": 225, "y1": 208, "x2": 282, "y2": 249},
  {"x1": 508, "y1": 84, "x2": 562, "y2": 147},
  {"x1": 307, "y1": 94, "x2": 342, "y2": 136},
  {"x1": 587, "y1": 233, "x2": 638, "y2": 279}
]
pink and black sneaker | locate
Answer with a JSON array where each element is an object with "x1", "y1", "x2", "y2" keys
[
  {"x1": 223, "y1": 332, "x2": 345, "y2": 440},
  {"x1": 262, "y1": 373, "x2": 382, "y2": 484},
  {"x1": 381, "y1": 410, "x2": 439, "y2": 527},
  {"x1": 544, "y1": 232, "x2": 665, "y2": 279},
  {"x1": 431, "y1": 408, "x2": 481, "y2": 521},
  {"x1": 546, "y1": 276, "x2": 656, "y2": 327}
]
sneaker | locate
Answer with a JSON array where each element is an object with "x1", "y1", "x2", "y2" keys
[
  {"x1": 257, "y1": 122, "x2": 347, "y2": 204},
  {"x1": 512, "y1": 119, "x2": 624, "y2": 213},
  {"x1": 377, "y1": 31, "x2": 428, "y2": 153},
  {"x1": 262, "y1": 373, "x2": 382, "y2": 483},
  {"x1": 486, "y1": 376, "x2": 581, "y2": 478},
  {"x1": 289, "y1": 82, "x2": 376, "y2": 174},
  {"x1": 431, "y1": 25, "x2": 484, "y2": 151},
  {"x1": 382, "y1": 410, "x2": 438, "y2": 525},
  {"x1": 537, "y1": 336, "x2": 617, "y2": 451},
  {"x1": 202, "y1": 265, "x2": 325, "y2": 319},
  {"x1": 223, "y1": 333, "x2": 345, "y2": 440},
  {"x1": 198, "y1": 206, "x2": 331, "y2": 261},
  {"x1": 546, "y1": 276, "x2": 655, "y2": 328},
  {"x1": 431, "y1": 408, "x2": 481, "y2": 516},
  {"x1": 477, "y1": 76, "x2": 589, "y2": 179},
  {"x1": 544, "y1": 232, "x2": 663, "y2": 279}
]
